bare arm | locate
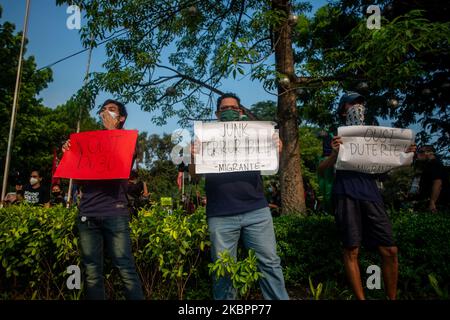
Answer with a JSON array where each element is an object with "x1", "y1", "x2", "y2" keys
[
  {"x1": 429, "y1": 179, "x2": 442, "y2": 212},
  {"x1": 142, "y1": 182, "x2": 149, "y2": 197}
]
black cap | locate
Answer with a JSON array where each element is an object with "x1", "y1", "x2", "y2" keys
[{"x1": 338, "y1": 91, "x2": 365, "y2": 114}]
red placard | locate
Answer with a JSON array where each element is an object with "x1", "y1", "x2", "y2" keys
[{"x1": 54, "y1": 130, "x2": 138, "y2": 180}]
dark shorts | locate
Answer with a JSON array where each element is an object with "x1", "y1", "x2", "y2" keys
[{"x1": 333, "y1": 195, "x2": 395, "y2": 249}]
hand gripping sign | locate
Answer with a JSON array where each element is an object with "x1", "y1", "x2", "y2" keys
[
  {"x1": 54, "y1": 130, "x2": 138, "y2": 180},
  {"x1": 335, "y1": 125, "x2": 415, "y2": 174},
  {"x1": 193, "y1": 121, "x2": 279, "y2": 174}
]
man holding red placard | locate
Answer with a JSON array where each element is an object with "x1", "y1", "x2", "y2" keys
[{"x1": 62, "y1": 99, "x2": 144, "y2": 300}]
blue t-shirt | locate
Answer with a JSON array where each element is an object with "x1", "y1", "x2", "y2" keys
[
  {"x1": 333, "y1": 170, "x2": 383, "y2": 203},
  {"x1": 79, "y1": 180, "x2": 130, "y2": 217},
  {"x1": 323, "y1": 135, "x2": 383, "y2": 203},
  {"x1": 205, "y1": 171, "x2": 268, "y2": 217}
]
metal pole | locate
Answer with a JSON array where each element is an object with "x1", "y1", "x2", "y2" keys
[
  {"x1": 1, "y1": 0, "x2": 31, "y2": 208},
  {"x1": 66, "y1": 35, "x2": 94, "y2": 208}
]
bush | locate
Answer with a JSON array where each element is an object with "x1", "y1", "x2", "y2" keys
[
  {"x1": 274, "y1": 210, "x2": 450, "y2": 299},
  {"x1": 0, "y1": 204, "x2": 79, "y2": 299},
  {"x1": 1, "y1": 205, "x2": 449, "y2": 299},
  {"x1": 208, "y1": 249, "x2": 262, "y2": 299},
  {"x1": 0, "y1": 204, "x2": 210, "y2": 300},
  {"x1": 130, "y1": 205, "x2": 210, "y2": 299},
  {"x1": 393, "y1": 211, "x2": 450, "y2": 299},
  {"x1": 274, "y1": 214, "x2": 344, "y2": 286}
]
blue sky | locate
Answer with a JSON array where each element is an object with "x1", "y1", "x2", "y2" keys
[{"x1": 0, "y1": 0, "x2": 354, "y2": 137}]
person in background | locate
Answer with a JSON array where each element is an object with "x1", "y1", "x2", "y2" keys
[
  {"x1": 15, "y1": 189, "x2": 24, "y2": 204},
  {"x1": 50, "y1": 184, "x2": 66, "y2": 207},
  {"x1": 23, "y1": 169, "x2": 50, "y2": 208},
  {"x1": 413, "y1": 145, "x2": 450, "y2": 212},
  {"x1": 200, "y1": 196, "x2": 207, "y2": 207},
  {"x1": 267, "y1": 182, "x2": 281, "y2": 217},
  {"x1": 127, "y1": 170, "x2": 149, "y2": 217}
]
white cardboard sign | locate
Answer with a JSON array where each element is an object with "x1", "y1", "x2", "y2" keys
[
  {"x1": 336, "y1": 125, "x2": 415, "y2": 174},
  {"x1": 194, "y1": 121, "x2": 279, "y2": 174}
]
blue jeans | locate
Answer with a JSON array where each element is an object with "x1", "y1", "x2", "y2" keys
[
  {"x1": 208, "y1": 207, "x2": 289, "y2": 300},
  {"x1": 77, "y1": 215, "x2": 144, "y2": 300}
]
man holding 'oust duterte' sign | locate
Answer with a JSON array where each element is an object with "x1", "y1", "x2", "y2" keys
[
  {"x1": 60, "y1": 99, "x2": 144, "y2": 300},
  {"x1": 318, "y1": 92, "x2": 416, "y2": 300}
]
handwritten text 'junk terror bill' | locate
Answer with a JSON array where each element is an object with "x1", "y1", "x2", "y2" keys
[{"x1": 194, "y1": 121, "x2": 278, "y2": 174}]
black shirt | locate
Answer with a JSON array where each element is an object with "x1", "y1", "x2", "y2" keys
[
  {"x1": 127, "y1": 181, "x2": 144, "y2": 200},
  {"x1": 79, "y1": 180, "x2": 130, "y2": 217},
  {"x1": 418, "y1": 159, "x2": 450, "y2": 205},
  {"x1": 50, "y1": 194, "x2": 66, "y2": 207},
  {"x1": 205, "y1": 171, "x2": 268, "y2": 217},
  {"x1": 268, "y1": 191, "x2": 281, "y2": 207},
  {"x1": 323, "y1": 134, "x2": 383, "y2": 203},
  {"x1": 23, "y1": 184, "x2": 50, "y2": 206}
]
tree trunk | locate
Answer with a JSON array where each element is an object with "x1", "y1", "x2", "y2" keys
[{"x1": 273, "y1": 0, "x2": 306, "y2": 215}]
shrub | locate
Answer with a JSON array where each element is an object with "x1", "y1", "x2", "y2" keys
[
  {"x1": 0, "y1": 204, "x2": 79, "y2": 299},
  {"x1": 0, "y1": 204, "x2": 210, "y2": 300},
  {"x1": 130, "y1": 205, "x2": 210, "y2": 299},
  {"x1": 274, "y1": 211, "x2": 450, "y2": 299},
  {"x1": 1, "y1": 205, "x2": 449, "y2": 300},
  {"x1": 393, "y1": 212, "x2": 450, "y2": 299},
  {"x1": 208, "y1": 249, "x2": 262, "y2": 299},
  {"x1": 274, "y1": 214, "x2": 344, "y2": 286}
]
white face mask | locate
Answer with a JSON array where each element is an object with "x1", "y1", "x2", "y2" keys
[
  {"x1": 346, "y1": 104, "x2": 365, "y2": 126},
  {"x1": 30, "y1": 177, "x2": 39, "y2": 185},
  {"x1": 107, "y1": 110, "x2": 118, "y2": 119}
]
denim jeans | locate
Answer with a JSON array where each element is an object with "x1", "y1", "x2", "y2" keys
[
  {"x1": 77, "y1": 215, "x2": 144, "y2": 300},
  {"x1": 208, "y1": 207, "x2": 289, "y2": 300}
]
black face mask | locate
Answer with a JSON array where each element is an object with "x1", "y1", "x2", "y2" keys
[
  {"x1": 414, "y1": 158, "x2": 433, "y2": 169},
  {"x1": 52, "y1": 191, "x2": 61, "y2": 197}
]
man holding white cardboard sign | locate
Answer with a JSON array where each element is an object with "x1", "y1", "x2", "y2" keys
[
  {"x1": 190, "y1": 93, "x2": 288, "y2": 300},
  {"x1": 318, "y1": 91, "x2": 416, "y2": 300}
]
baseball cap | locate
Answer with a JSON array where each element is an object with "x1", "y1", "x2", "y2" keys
[{"x1": 338, "y1": 91, "x2": 365, "y2": 114}]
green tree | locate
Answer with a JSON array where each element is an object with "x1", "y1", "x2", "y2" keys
[
  {"x1": 135, "y1": 131, "x2": 150, "y2": 170},
  {"x1": 250, "y1": 100, "x2": 278, "y2": 122},
  {"x1": 0, "y1": 7, "x2": 52, "y2": 184},
  {"x1": 0, "y1": 6, "x2": 101, "y2": 187},
  {"x1": 55, "y1": 0, "x2": 313, "y2": 214},
  {"x1": 140, "y1": 133, "x2": 180, "y2": 201},
  {"x1": 52, "y1": 96, "x2": 102, "y2": 133},
  {"x1": 55, "y1": 0, "x2": 450, "y2": 213},
  {"x1": 294, "y1": 1, "x2": 450, "y2": 158}
]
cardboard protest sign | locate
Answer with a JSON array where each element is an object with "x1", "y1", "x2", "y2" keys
[
  {"x1": 54, "y1": 129, "x2": 138, "y2": 180},
  {"x1": 335, "y1": 125, "x2": 415, "y2": 174},
  {"x1": 194, "y1": 121, "x2": 279, "y2": 174}
]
